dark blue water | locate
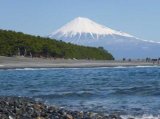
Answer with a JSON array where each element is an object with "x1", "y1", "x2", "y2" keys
[{"x1": 0, "y1": 66, "x2": 160, "y2": 117}]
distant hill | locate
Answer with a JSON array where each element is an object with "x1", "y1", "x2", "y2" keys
[{"x1": 0, "y1": 29, "x2": 114, "y2": 60}]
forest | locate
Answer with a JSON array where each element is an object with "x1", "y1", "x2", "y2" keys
[{"x1": 0, "y1": 29, "x2": 114, "y2": 60}]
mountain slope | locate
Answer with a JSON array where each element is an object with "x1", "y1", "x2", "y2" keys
[
  {"x1": 49, "y1": 17, "x2": 133, "y2": 39},
  {"x1": 49, "y1": 17, "x2": 160, "y2": 59}
]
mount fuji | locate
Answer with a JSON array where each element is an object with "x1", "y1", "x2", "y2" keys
[{"x1": 49, "y1": 17, "x2": 160, "y2": 59}]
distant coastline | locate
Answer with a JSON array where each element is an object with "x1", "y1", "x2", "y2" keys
[{"x1": 0, "y1": 56, "x2": 159, "y2": 69}]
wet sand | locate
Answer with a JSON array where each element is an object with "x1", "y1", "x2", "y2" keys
[{"x1": 0, "y1": 56, "x2": 159, "y2": 69}]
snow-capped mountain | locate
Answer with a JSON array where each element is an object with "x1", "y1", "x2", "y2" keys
[{"x1": 49, "y1": 17, "x2": 160, "y2": 59}]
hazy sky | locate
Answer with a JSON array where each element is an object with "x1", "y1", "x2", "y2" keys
[{"x1": 0, "y1": 0, "x2": 160, "y2": 41}]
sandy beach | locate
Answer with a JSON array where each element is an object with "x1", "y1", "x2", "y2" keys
[{"x1": 0, "y1": 56, "x2": 159, "y2": 69}]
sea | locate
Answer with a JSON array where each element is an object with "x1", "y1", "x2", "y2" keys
[{"x1": 0, "y1": 66, "x2": 160, "y2": 119}]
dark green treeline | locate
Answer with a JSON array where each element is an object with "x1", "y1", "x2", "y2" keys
[{"x1": 0, "y1": 29, "x2": 114, "y2": 60}]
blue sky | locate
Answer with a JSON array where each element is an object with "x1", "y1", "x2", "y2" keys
[{"x1": 0, "y1": 0, "x2": 160, "y2": 41}]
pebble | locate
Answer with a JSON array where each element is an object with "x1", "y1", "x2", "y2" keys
[{"x1": 0, "y1": 96, "x2": 129, "y2": 119}]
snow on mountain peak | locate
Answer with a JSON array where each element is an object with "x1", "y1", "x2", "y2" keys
[
  {"x1": 49, "y1": 17, "x2": 134, "y2": 39},
  {"x1": 48, "y1": 17, "x2": 160, "y2": 58}
]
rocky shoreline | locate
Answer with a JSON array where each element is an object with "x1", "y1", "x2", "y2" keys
[{"x1": 0, "y1": 97, "x2": 124, "y2": 119}]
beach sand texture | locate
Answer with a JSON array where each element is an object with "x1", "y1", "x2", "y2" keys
[{"x1": 0, "y1": 56, "x2": 158, "y2": 69}]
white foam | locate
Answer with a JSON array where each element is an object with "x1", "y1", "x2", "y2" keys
[
  {"x1": 6, "y1": 67, "x2": 68, "y2": 71},
  {"x1": 114, "y1": 66, "x2": 127, "y2": 68},
  {"x1": 121, "y1": 114, "x2": 160, "y2": 119},
  {"x1": 136, "y1": 65, "x2": 159, "y2": 68},
  {"x1": 14, "y1": 68, "x2": 57, "y2": 71}
]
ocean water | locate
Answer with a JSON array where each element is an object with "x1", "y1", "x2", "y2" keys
[{"x1": 0, "y1": 66, "x2": 160, "y2": 118}]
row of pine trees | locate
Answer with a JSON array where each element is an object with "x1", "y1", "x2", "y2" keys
[{"x1": 0, "y1": 29, "x2": 114, "y2": 60}]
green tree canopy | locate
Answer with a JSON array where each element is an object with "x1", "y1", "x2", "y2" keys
[{"x1": 0, "y1": 29, "x2": 114, "y2": 60}]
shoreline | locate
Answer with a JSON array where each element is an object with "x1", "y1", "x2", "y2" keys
[
  {"x1": 0, "y1": 65, "x2": 159, "y2": 70},
  {"x1": 0, "y1": 96, "x2": 122, "y2": 119},
  {"x1": 0, "y1": 96, "x2": 158, "y2": 119},
  {"x1": 0, "y1": 56, "x2": 159, "y2": 69}
]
